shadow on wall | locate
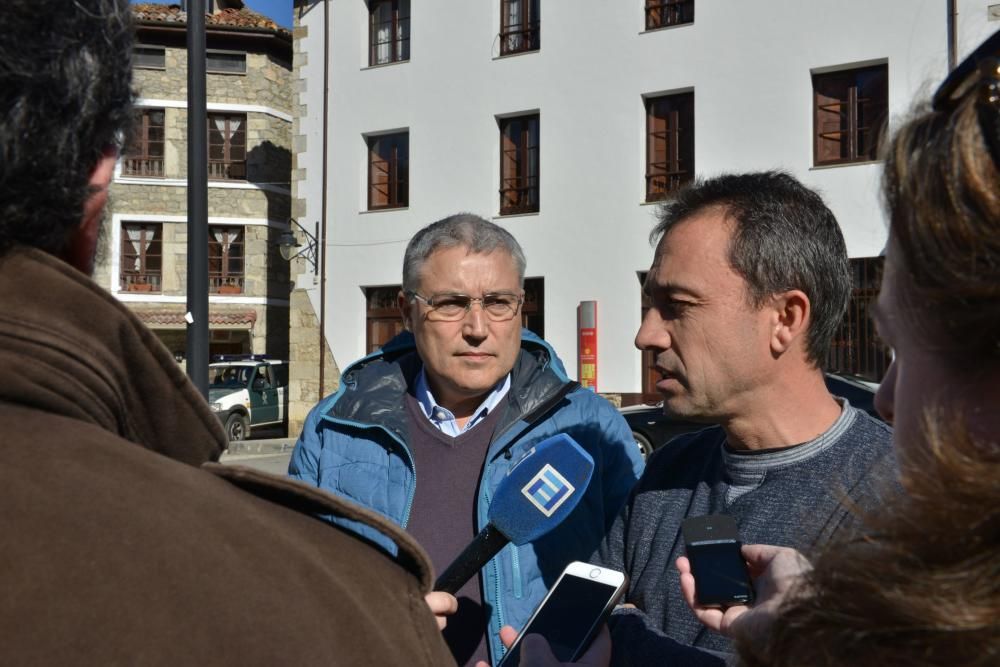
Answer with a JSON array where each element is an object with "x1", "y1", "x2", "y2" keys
[{"x1": 247, "y1": 140, "x2": 291, "y2": 188}]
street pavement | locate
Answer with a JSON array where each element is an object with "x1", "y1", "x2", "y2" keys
[{"x1": 220, "y1": 437, "x2": 295, "y2": 475}]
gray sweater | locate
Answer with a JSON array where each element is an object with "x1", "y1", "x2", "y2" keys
[{"x1": 597, "y1": 402, "x2": 896, "y2": 665}]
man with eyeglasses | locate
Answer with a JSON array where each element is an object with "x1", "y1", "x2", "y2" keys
[{"x1": 290, "y1": 213, "x2": 644, "y2": 666}]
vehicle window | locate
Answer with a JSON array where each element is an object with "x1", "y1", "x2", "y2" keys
[
  {"x1": 209, "y1": 365, "x2": 253, "y2": 388},
  {"x1": 272, "y1": 364, "x2": 288, "y2": 387}
]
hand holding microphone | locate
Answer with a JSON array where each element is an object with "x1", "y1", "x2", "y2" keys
[{"x1": 434, "y1": 433, "x2": 595, "y2": 594}]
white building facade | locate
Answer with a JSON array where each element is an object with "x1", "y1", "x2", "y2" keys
[{"x1": 294, "y1": 0, "x2": 995, "y2": 401}]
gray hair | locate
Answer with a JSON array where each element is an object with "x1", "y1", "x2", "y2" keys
[{"x1": 402, "y1": 213, "x2": 527, "y2": 292}]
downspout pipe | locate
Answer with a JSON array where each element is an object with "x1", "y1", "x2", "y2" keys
[
  {"x1": 319, "y1": 0, "x2": 330, "y2": 397},
  {"x1": 947, "y1": 0, "x2": 958, "y2": 71}
]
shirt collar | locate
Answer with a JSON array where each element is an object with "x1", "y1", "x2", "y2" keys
[{"x1": 414, "y1": 368, "x2": 511, "y2": 437}]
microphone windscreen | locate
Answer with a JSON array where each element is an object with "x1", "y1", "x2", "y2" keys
[{"x1": 488, "y1": 434, "x2": 595, "y2": 545}]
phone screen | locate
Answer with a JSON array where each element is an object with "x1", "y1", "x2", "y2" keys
[
  {"x1": 499, "y1": 575, "x2": 619, "y2": 666},
  {"x1": 687, "y1": 541, "x2": 754, "y2": 606}
]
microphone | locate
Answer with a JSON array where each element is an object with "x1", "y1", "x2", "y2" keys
[{"x1": 434, "y1": 433, "x2": 595, "y2": 594}]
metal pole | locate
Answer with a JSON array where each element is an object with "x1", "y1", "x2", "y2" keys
[{"x1": 185, "y1": 0, "x2": 209, "y2": 398}]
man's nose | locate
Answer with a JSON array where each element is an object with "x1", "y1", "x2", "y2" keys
[
  {"x1": 635, "y1": 308, "x2": 669, "y2": 351},
  {"x1": 462, "y1": 302, "x2": 489, "y2": 337}
]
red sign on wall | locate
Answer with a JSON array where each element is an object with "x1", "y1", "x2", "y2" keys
[{"x1": 578, "y1": 301, "x2": 597, "y2": 391}]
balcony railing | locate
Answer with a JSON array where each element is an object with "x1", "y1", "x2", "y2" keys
[
  {"x1": 122, "y1": 157, "x2": 164, "y2": 177},
  {"x1": 500, "y1": 23, "x2": 540, "y2": 55},
  {"x1": 645, "y1": 0, "x2": 694, "y2": 30},
  {"x1": 120, "y1": 272, "x2": 162, "y2": 292},
  {"x1": 210, "y1": 276, "x2": 245, "y2": 294},
  {"x1": 499, "y1": 182, "x2": 539, "y2": 215},
  {"x1": 208, "y1": 160, "x2": 246, "y2": 180},
  {"x1": 645, "y1": 166, "x2": 690, "y2": 201}
]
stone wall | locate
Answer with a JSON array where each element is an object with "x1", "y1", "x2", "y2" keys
[
  {"x1": 134, "y1": 49, "x2": 293, "y2": 113},
  {"x1": 110, "y1": 182, "x2": 290, "y2": 221}
]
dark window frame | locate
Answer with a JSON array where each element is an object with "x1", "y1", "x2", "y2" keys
[
  {"x1": 367, "y1": 131, "x2": 409, "y2": 210},
  {"x1": 120, "y1": 222, "x2": 163, "y2": 292},
  {"x1": 500, "y1": 0, "x2": 540, "y2": 56},
  {"x1": 499, "y1": 114, "x2": 540, "y2": 215},
  {"x1": 826, "y1": 257, "x2": 891, "y2": 382},
  {"x1": 134, "y1": 45, "x2": 166, "y2": 69},
  {"x1": 208, "y1": 225, "x2": 246, "y2": 294},
  {"x1": 645, "y1": 92, "x2": 694, "y2": 202},
  {"x1": 644, "y1": 0, "x2": 694, "y2": 31},
  {"x1": 206, "y1": 49, "x2": 247, "y2": 75},
  {"x1": 369, "y1": 0, "x2": 410, "y2": 66},
  {"x1": 123, "y1": 108, "x2": 166, "y2": 178},
  {"x1": 813, "y1": 64, "x2": 889, "y2": 166},
  {"x1": 207, "y1": 112, "x2": 247, "y2": 181}
]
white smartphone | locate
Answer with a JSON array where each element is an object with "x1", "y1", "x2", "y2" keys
[{"x1": 497, "y1": 561, "x2": 627, "y2": 666}]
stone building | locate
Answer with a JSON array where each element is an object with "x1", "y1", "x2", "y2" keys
[{"x1": 97, "y1": 1, "x2": 327, "y2": 431}]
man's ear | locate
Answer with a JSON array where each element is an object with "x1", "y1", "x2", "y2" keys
[
  {"x1": 770, "y1": 290, "x2": 810, "y2": 356},
  {"x1": 398, "y1": 290, "x2": 412, "y2": 330},
  {"x1": 64, "y1": 149, "x2": 117, "y2": 275}
]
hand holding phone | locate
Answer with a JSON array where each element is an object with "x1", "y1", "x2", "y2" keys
[
  {"x1": 681, "y1": 514, "x2": 754, "y2": 608},
  {"x1": 497, "y1": 561, "x2": 627, "y2": 667}
]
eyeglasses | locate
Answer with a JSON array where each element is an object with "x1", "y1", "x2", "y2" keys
[
  {"x1": 406, "y1": 290, "x2": 524, "y2": 322},
  {"x1": 932, "y1": 28, "x2": 1000, "y2": 166}
]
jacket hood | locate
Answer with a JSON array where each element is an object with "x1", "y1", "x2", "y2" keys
[
  {"x1": 325, "y1": 327, "x2": 573, "y2": 443},
  {"x1": 0, "y1": 247, "x2": 226, "y2": 465}
]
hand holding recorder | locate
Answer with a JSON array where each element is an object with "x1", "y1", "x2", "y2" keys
[{"x1": 677, "y1": 540, "x2": 812, "y2": 649}]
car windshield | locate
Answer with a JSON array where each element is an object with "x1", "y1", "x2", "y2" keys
[{"x1": 209, "y1": 365, "x2": 254, "y2": 388}]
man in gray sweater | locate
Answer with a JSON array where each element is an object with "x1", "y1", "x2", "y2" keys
[{"x1": 597, "y1": 172, "x2": 896, "y2": 665}]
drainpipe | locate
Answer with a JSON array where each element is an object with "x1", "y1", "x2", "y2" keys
[
  {"x1": 947, "y1": 0, "x2": 958, "y2": 71},
  {"x1": 318, "y1": 0, "x2": 330, "y2": 397}
]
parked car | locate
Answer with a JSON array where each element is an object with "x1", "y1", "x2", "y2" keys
[
  {"x1": 619, "y1": 373, "x2": 882, "y2": 459},
  {"x1": 208, "y1": 355, "x2": 288, "y2": 443}
]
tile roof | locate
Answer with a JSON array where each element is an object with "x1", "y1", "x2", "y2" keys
[
  {"x1": 131, "y1": 3, "x2": 289, "y2": 37},
  {"x1": 134, "y1": 309, "x2": 258, "y2": 326}
]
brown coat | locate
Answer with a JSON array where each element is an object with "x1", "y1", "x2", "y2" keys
[{"x1": 0, "y1": 248, "x2": 456, "y2": 666}]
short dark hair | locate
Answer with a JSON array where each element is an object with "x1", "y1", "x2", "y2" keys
[
  {"x1": 0, "y1": 0, "x2": 135, "y2": 258},
  {"x1": 402, "y1": 213, "x2": 526, "y2": 293},
  {"x1": 651, "y1": 171, "x2": 851, "y2": 366}
]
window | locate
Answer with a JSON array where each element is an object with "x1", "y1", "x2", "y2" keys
[
  {"x1": 209, "y1": 226, "x2": 245, "y2": 294},
  {"x1": 645, "y1": 0, "x2": 694, "y2": 30},
  {"x1": 645, "y1": 92, "x2": 694, "y2": 201},
  {"x1": 501, "y1": 0, "x2": 540, "y2": 55},
  {"x1": 367, "y1": 132, "x2": 409, "y2": 210},
  {"x1": 369, "y1": 0, "x2": 410, "y2": 66},
  {"x1": 123, "y1": 108, "x2": 165, "y2": 177},
  {"x1": 365, "y1": 285, "x2": 404, "y2": 354},
  {"x1": 813, "y1": 64, "x2": 888, "y2": 166},
  {"x1": 521, "y1": 277, "x2": 544, "y2": 338},
  {"x1": 207, "y1": 113, "x2": 246, "y2": 180},
  {"x1": 134, "y1": 45, "x2": 166, "y2": 69},
  {"x1": 121, "y1": 223, "x2": 163, "y2": 292},
  {"x1": 206, "y1": 50, "x2": 247, "y2": 74},
  {"x1": 499, "y1": 114, "x2": 540, "y2": 215},
  {"x1": 826, "y1": 257, "x2": 891, "y2": 382}
]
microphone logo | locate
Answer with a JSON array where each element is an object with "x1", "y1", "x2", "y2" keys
[{"x1": 521, "y1": 464, "x2": 576, "y2": 517}]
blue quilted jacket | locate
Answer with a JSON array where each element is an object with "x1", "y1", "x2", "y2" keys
[{"x1": 289, "y1": 329, "x2": 644, "y2": 664}]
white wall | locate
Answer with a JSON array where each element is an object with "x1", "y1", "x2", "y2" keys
[{"x1": 304, "y1": 0, "x2": 995, "y2": 394}]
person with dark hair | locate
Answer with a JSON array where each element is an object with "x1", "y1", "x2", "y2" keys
[
  {"x1": 679, "y1": 30, "x2": 1000, "y2": 667},
  {"x1": 596, "y1": 171, "x2": 896, "y2": 664},
  {"x1": 0, "y1": 2, "x2": 455, "y2": 663},
  {"x1": 290, "y1": 212, "x2": 644, "y2": 666}
]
